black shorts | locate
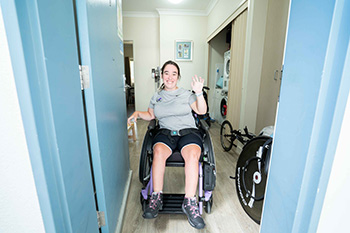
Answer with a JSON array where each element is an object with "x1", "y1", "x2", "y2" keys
[{"x1": 152, "y1": 131, "x2": 203, "y2": 153}]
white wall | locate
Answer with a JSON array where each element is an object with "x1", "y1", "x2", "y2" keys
[
  {"x1": 123, "y1": 17, "x2": 160, "y2": 111},
  {"x1": 207, "y1": 0, "x2": 244, "y2": 38},
  {"x1": 0, "y1": 7, "x2": 45, "y2": 233},
  {"x1": 159, "y1": 14, "x2": 208, "y2": 90}
]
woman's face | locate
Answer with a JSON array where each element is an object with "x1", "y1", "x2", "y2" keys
[{"x1": 162, "y1": 64, "x2": 179, "y2": 91}]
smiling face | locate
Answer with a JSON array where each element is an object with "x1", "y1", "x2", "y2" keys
[{"x1": 162, "y1": 64, "x2": 179, "y2": 91}]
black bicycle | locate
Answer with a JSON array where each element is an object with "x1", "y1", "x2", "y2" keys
[
  {"x1": 221, "y1": 120, "x2": 273, "y2": 224},
  {"x1": 220, "y1": 120, "x2": 255, "y2": 151}
]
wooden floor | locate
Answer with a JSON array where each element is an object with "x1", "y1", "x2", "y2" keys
[{"x1": 121, "y1": 120, "x2": 260, "y2": 233}]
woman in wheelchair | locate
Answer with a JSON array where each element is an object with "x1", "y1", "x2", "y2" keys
[{"x1": 127, "y1": 60, "x2": 207, "y2": 229}]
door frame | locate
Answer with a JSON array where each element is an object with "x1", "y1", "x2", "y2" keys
[
  {"x1": 1, "y1": 0, "x2": 100, "y2": 232},
  {"x1": 260, "y1": 0, "x2": 350, "y2": 232}
]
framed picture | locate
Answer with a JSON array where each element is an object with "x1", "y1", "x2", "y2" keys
[{"x1": 175, "y1": 40, "x2": 193, "y2": 61}]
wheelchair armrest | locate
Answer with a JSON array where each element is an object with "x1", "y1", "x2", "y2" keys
[
  {"x1": 199, "y1": 119, "x2": 209, "y2": 131},
  {"x1": 148, "y1": 119, "x2": 157, "y2": 130}
]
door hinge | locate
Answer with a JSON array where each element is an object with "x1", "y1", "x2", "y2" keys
[
  {"x1": 97, "y1": 211, "x2": 106, "y2": 228},
  {"x1": 79, "y1": 65, "x2": 90, "y2": 90}
]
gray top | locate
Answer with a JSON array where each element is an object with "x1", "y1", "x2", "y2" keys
[{"x1": 149, "y1": 88, "x2": 197, "y2": 130}]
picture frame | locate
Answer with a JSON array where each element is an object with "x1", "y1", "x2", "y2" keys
[{"x1": 175, "y1": 40, "x2": 193, "y2": 61}]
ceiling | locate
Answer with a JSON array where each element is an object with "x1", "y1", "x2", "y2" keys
[{"x1": 122, "y1": 0, "x2": 216, "y2": 15}]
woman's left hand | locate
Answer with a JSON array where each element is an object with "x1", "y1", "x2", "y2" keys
[{"x1": 191, "y1": 75, "x2": 204, "y2": 94}]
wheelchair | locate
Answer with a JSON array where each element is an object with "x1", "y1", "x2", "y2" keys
[{"x1": 139, "y1": 118, "x2": 216, "y2": 215}]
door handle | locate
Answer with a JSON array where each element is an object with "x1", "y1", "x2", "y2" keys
[{"x1": 274, "y1": 70, "x2": 278, "y2": 81}]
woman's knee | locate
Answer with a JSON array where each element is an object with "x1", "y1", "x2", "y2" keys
[
  {"x1": 182, "y1": 145, "x2": 201, "y2": 162},
  {"x1": 153, "y1": 143, "x2": 172, "y2": 160}
]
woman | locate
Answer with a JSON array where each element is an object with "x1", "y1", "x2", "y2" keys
[{"x1": 127, "y1": 60, "x2": 207, "y2": 229}]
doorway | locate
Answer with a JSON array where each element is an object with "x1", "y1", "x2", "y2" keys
[{"x1": 124, "y1": 41, "x2": 135, "y2": 117}]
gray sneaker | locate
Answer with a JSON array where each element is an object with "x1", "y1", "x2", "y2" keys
[
  {"x1": 143, "y1": 192, "x2": 163, "y2": 219},
  {"x1": 182, "y1": 197, "x2": 205, "y2": 229}
]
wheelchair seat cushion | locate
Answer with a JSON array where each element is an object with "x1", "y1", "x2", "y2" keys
[
  {"x1": 165, "y1": 150, "x2": 204, "y2": 166},
  {"x1": 166, "y1": 151, "x2": 184, "y2": 164},
  {"x1": 152, "y1": 132, "x2": 203, "y2": 153}
]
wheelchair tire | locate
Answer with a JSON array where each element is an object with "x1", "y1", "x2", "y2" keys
[
  {"x1": 204, "y1": 195, "x2": 213, "y2": 214},
  {"x1": 205, "y1": 117, "x2": 211, "y2": 127},
  {"x1": 139, "y1": 130, "x2": 153, "y2": 186},
  {"x1": 235, "y1": 136, "x2": 272, "y2": 224},
  {"x1": 220, "y1": 120, "x2": 234, "y2": 151}
]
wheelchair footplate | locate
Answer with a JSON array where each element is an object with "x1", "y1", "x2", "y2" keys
[{"x1": 160, "y1": 193, "x2": 185, "y2": 214}]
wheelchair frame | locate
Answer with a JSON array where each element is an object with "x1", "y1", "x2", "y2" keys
[{"x1": 139, "y1": 119, "x2": 216, "y2": 215}]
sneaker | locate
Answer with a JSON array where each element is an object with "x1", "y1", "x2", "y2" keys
[
  {"x1": 143, "y1": 192, "x2": 163, "y2": 219},
  {"x1": 182, "y1": 197, "x2": 205, "y2": 229}
]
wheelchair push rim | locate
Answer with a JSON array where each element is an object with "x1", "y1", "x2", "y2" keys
[{"x1": 139, "y1": 130, "x2": 153, "y2": 186}]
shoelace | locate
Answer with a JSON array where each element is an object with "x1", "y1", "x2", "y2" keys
[
  {"x1": 185, "y1": 199, "x2": 200, "y2": 218},
  {"x1": 189, "y1": 205, "x2": 200, "y2": 218},
  {"x1": 149, "y1": 194, "x2": 160, "y2": 210}
]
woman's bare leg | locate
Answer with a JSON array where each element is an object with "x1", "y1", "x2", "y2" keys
[
  {"x1": 181, "y1": 144, "x2": 201, "y2": 197},
  {"x1": 152, "y1": 143, "x2": 172, "y2": 192}
]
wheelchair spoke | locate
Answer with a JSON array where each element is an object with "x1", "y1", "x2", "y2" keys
[{"x1": 143, "y1": 174, "x2": 150, "y2": 181}]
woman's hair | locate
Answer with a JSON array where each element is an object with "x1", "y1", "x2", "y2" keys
[{"x1": 159, "y1": 60, "x2": 181, "y2": 91}]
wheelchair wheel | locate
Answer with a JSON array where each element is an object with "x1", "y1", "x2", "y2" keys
[
  {"x1": 235, "y1": 136, "x2": 272, "y2": 224},
  {"x1": 139, "y1": 130, "x2": 153, "y2": 186},
  {"x1": 220, "y1": 120, "x2": 234, "y2": 151},
  {"x1": 204, "y1": 195, "x2": 213, "y2": 214}
]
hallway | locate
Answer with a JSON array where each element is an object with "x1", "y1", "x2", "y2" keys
[{"x1": 122, "y1": 120, "x2": 259, "y2": 232}]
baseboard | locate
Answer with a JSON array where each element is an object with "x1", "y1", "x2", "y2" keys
[{"x1": 115, "y1": 170, "x2": 133, "y2": 233}]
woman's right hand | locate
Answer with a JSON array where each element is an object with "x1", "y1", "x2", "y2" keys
[
  {"x1": 127, "y1": 108, "x2": 155, "y2": 124},
  {"x1": 127, "y1": 111, "x2": 138, "y2": 125}
]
